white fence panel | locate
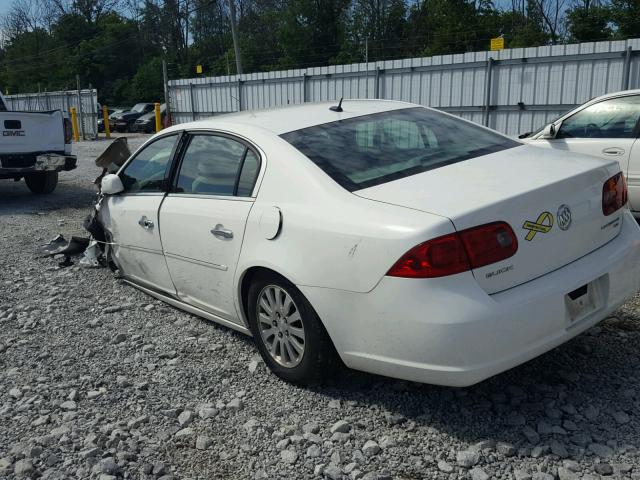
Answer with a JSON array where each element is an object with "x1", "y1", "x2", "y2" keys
[{"x1": 168, "y1": 38, "x2": 640, "y2": 136}]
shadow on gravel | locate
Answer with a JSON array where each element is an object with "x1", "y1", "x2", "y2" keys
[
  {"x1": 309, "y1": 307, "x2": 640, "y2": 455},
  {"x1": 0, "y1": 182, "x2": 97, "y2": 216}
]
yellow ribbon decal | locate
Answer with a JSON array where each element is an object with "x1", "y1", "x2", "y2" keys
[{"x1": 522, "y1": 211, "x2": 554, "y2": 241}]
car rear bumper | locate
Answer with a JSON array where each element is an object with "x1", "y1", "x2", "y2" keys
[{"x1": 300, "y1": 209, "x2": 640, "y2": 387}]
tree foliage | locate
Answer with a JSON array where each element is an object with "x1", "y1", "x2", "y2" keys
[{"x1": 0, "y1": 0, "x2": 638, "y2": 104}]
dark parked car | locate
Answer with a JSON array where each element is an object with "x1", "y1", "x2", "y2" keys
[
  {"x1": 107, "y1": 108, "x2": 129, "y2": 132},
  {"x1": 112, "y1": 103, "x2": 155, "y2": 132},
  {"x1": 131, "y1": 104, "x2": 166, "y2": 133}
]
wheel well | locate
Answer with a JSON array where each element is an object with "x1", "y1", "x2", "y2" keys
[
  {"x1": 239, "y1": 266, "x2": 286, "y2": 323},
  {"x1": 239, "y1": 266, "x2": 343, "y2": 367}
]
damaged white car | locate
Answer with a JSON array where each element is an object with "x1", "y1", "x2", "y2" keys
[{"x1": 96, "y1": 100, "x2": 640, "y2": 387}]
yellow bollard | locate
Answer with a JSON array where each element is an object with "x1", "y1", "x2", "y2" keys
[
  {"x1": 102, "y1": 105, "x2": 111, "y2": 139},
  {"x1": 70, "y1": 107, "x2": 79, "y2": 142},
  {"x1": 154, "y1": 102, "x2": 162, "y2": 133}
]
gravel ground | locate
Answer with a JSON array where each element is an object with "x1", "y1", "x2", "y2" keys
[{"x1": 1, "y1": 135, "x2": 640, "y2": 480}]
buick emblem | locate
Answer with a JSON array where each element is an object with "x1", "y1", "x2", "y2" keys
[{"x1": 557, "y1": 204, "x2": 572, "y2": 231}]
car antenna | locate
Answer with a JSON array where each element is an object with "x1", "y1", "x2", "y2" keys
[{"x1": 330, "y1": 97, "x2": 344, "y2": 112}]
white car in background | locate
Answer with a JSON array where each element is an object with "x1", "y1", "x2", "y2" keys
[
  {"x1": 521, "y1": 90, "x2": 640, "y2": 217},
  {"x1": 97, "y1": 100, "x2": 640, "y2": 387}
]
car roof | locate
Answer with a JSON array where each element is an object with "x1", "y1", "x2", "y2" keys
[
  {"x1": 163, "y1": 99, "x2": 417, "y2": 136},
  {"x1": 586, "y1": 89, "x2": 640, "y2": 104}
]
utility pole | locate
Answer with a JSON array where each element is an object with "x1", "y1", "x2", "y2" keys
[
  {"x1": 227, "y1": 0, "x2": 243, "y2": 75},
  {"x1": 162, "y1": 60, "x2": 171, "y2": 126}
]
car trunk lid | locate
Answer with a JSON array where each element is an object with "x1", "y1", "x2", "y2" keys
[{"x1": 355, "y1": 145, "x2": 623, "y2": 294}]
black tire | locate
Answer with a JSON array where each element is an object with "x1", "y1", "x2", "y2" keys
[
  {"x1": 25, "y1": 171, "x2": 58, "y2": 194},
  {"x1": 247, "y1": 272, "x2": 339, "y2": 385}
]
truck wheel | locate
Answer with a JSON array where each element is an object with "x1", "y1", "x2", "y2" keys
[{"x1": 25, "y1": 172, "x2": 58, "y2": 194}]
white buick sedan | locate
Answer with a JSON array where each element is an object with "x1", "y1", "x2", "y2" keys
[{"x1": 98, "y1": 100, "x2": 640, "y2": 387}]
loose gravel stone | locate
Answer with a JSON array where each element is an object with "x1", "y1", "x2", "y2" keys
[
  {"x1": 280, "y1": 450, "x2": 298, "y2": 465},
  {"x1": 456, "y1": 450, "x2": 480, "y2": 468},
  {"x1": 595, "y1": 463, "x2": 613, "y2": 475},
  {"x1": 196, "y1": 435, "x2": 212, "y2": 450},
  {"x1": 470, "y1": 467, "x2": 490, "y2": 480},
  {"x1": 323, "y1": 464, "x2": 342, "y2": 480},
  {"x1": 14, "y1": 459, "x2": 34, "y2": 477},
  {"x1": 330, "y1": 420, "x2": 351, "y2": 434},
  {"x1": 589, "y1": 443, "x2": 614, "y2": 458},
  {"x1": 438, "y1": 460, "x2": 454, "y2": 473},
  {"x1": 178, "y1": 410, "x2": 194, "y2": 426},
  {"x1": 362, "y1": 440, "x2": 381, "y2": 456}
]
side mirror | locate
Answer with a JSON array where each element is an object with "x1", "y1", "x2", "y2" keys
[
  {"x1": 101, "y1": 174, "x2": 124, "y2": 195},
  {"x1": 541, "y1": 122, "x2": 559, "y2": 139}
]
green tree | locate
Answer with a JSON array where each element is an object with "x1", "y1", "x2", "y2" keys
[
  {"x1": 566, "y1": 4, "x2": 612, "y2": 42},
  {"x1": 611, "y1": 0, "x2": 640, "y2": 38}
]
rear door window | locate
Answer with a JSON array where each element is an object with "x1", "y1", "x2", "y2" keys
[{"x1": 173, "y1": 134, "x2": 260, "y2": 197}]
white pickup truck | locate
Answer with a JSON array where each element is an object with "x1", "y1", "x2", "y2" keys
[{"x1": 0, "y1": 91, "x2": 77, "y2": 194}]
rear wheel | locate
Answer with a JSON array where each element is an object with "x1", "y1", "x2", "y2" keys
[
  {"x1": 25, "y1": 171, "x2": 58, "y2": 194},
  {"x1": 247, "y1": 272, "x2": 339, "y2": 385}
]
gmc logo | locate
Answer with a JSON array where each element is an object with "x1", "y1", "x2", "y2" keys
[{"x1": 2, "y1": 130, "x2": 25, "y2": 136}]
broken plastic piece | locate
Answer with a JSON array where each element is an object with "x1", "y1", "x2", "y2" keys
[
  {"x1": 79, "y1": 241, "x2": 103, "y2": 268},
  {"x1": 95, "y1": 137, "x2": 131, "y2": 170},
  {"x1": 38, "y1": 235, "x2": 68, "y2": 256},
  {"x1": 38, "y1": 235, "x2": 90, "y2": 257},
  {"x1": 84, "y1": 210, "x2": 107, "y2": 249},
  {"x1": 94, "y1": 138, "x2": 131, "y2": 187}
]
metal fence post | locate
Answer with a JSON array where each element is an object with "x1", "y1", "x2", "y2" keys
[
  {"x1": 622, "y1": 46, "x2": 633, "y2": 90},
  {"x1": 237, "y1": 79, "x2": 243, "y2": 111},
  {"x1": 76, "y1": 75, "x2": 86, "y2": 140},
  {"x1": 89, "y1": 84, "x2": 97, "y2": 138},
  {"x1": 483, "y1": 58, "x2": 494, "y2": 127},
  {"x1": 189, "y1": 83, "x2": 196, "y2": 121},
  {"x1": 302, "y1": 73, "x2": 309, "y2": 103}
]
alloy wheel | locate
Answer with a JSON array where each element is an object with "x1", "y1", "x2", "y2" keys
[{"x1": 256, "y1": 284, "x2": 306, "y2": 367}]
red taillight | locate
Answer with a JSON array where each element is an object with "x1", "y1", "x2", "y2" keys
[
  {"x1": 63, "y1": 118, "x2": 73, "y2": 144},
  {"x1": 387, "y1": 222, "x2": 518, "y2": 279},
  {"x1": 602, "y1": 172, "x2": 627, "y2": 216}
]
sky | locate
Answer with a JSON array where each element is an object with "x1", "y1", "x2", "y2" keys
[{"x1": 0, "y1": 0, "x2": 11, "y2": 17}]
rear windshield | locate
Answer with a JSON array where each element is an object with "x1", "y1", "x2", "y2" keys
[
  {"x1": 281, "y1": 107, "x2": 519, "y2": 191},
  {"x1": 132, "y1": 103, "x2": 150, "y2": 113},
  {"x1": 0, "y1": 96, "x2": 6, "y2": 111}
]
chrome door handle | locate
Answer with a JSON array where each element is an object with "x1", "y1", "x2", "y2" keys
[
  {"x1": 138, "y1": 216, "x2": 154, "y2": 229},
  {"x1": 211, "y1": 224, "x2": 233, "y2": 239},
  {"x1": 602, "y1": 147, "x2": 625, "y2": 156}
]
